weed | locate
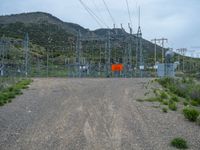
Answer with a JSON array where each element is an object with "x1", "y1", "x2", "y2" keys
[
  {"x1": 0, "y1": 101, "x2": 4, "y2": 106},
  {"x1": 162, "y1": 107, "x2": 168, "y2": 113},
  {"x1": 190, "y1": 100, "x2": 199, "y2": 106},
  {"x1": 171, "y1": 95, "x2": 179, "y2": 102},
  {"x1": 197, "y1": 116, "x2": 200, "y2": 126},
  {"x1": 183, "y1": 101, "x2": 189, "y2": 106},
  {"x1": 136, "y1": 99, "x2": 145, "y2": 102},
  {"x1": 160, "y1": 91, "x2": 168, "y2": 99},
  {"x1": 145, "y1": 97, "x2": 162, "y2": 102},
  {"x1": 171, "y1": 137, "x2": 188, "y2": 149},
  {"x1": 168, "y1": 102, "x2": 177, "y2": 111},
  {"x1": 162, "y1": 100, "x2": 168, "y2": 105}
]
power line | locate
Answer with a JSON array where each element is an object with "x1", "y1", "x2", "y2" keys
[
  {"x1": 79, "y1": 0, "x2": 102, "y2": 27},
  {"x1": 89, "y1": 0, "x2": 110, "y2": 28},
  {"x1": 125, "y1": 0, "x2": 133, "y2": 28},
  {"x1": 102, "y1": 0, "x2": 116, "y2": 26},
  {"x1": 79, "y1": 0, "x2": 108, "y2": 28}
]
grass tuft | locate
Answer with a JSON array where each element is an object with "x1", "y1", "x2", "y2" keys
[
  {"x1": 168, "y1": 102, "x2": 177, "y2": 111},
  {"x1": 171, "y1": 137, "x2": 188, "y2": 149},
  {"x1": 162, "y1": 107, "x2": 168, "y2": 113}
]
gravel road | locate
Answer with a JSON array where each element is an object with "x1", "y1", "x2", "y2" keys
[{"x1": 0, "y1": 78, "x2": 199, "y2": 150}]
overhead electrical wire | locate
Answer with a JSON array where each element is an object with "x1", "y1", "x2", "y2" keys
[
  {"x1": 101, "y1": 0, "x2": 116, "y2": 26},
  {"x1": 78, "y1": 0, "x2": 109, "y2": 28},
  {"x1": 90, "y1": 0, "x2": 110, "y2": 28}
]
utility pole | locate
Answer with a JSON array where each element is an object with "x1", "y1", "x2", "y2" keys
[
  {"x1": 177, "y1": 48, "x2": 187, "y2": 72},
  {"x1": 135, "y1": 6, "x2": 144, "y2": 77},
  {"x1": 128, "y1": 23, "x2": 133, "y2": 77},
  {"x1": 151, "y1": 38, "x2": 168, "y2": 63},
  {"x1": 151, "y1": 39, "x2": 157, "y2": 65}
]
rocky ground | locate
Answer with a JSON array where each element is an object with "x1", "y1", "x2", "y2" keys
[{"x1": 0, "y1": 78, "x2": 199, "y2": 150}]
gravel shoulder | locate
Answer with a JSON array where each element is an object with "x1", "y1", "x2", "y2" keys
[{"x1": 0, "y1": 78, "x2": 199, "y2": 150}]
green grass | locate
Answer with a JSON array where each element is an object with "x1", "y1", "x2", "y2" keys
[
  {"x1": 171, "y1": 137, "x2": 188, "y2": 149},
  {"x1": 0, "y1": 79, "x2": 32, "y2": 106}
]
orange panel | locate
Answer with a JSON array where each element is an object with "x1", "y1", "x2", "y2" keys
[{"x1": 111, "y1": 64, "x2": 123, "y2": 71}]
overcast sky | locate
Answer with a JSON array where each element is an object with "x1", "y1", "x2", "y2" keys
[{"x1": 0, "y1": 0, "x2": 200, "y2": 56}]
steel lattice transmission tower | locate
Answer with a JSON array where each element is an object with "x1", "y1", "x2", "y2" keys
[{"x1": 135, "y1": 7, "x2": 144, "y2": 75}]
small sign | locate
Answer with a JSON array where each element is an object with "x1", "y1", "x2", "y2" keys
[
  {"x1": 139, "y1": 65, "x2": 144, "y2": 70},
  {"x1": 111, "y1": 64, "x2": 123, "y2": 72}
]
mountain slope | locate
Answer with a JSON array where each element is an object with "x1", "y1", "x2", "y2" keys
[
  {"x1": 0, "y1": 12, "x2": 88, "y2": 34},
  {"x1": 0, "y1": 12, "x2": 162, "y2": 64}
]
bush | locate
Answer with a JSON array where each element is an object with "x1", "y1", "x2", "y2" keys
[
  {"x1": 197, "y1": 116, "x2": 200, "y2": 126},
  {"x1": 183, "y1": 107, "x2": 199, "y2": 122},
  {"x1": 183, "y1": 101, "x2": 189, "y2": 106},
  {"x1": 160, "y1": 92, "x2": 168, "y2": 99},
  {"x1": 158, "y1": 77, "x2": 174, "y2": 88},
  {"x1": 189, "y1": 86, "x2": 200, "y2": 104},
  {"x1": 175, "y1": 84, "x2": 189, "y2": 98},
  {"x1": 168, "y1": 102, "x2": 177, "y2": 111},
  {"x1": 162, "y1": 100, "x2": 168, "y2": 105},
  {"x1": 190, "y1": 100, "x2": 199, "y2": 106},
  {"x1": 171, "y1": 95, "x2": 179, "y2": 102},
  {"x1": 171, "y1": 137, "x2": 188, "y2": 149},
  {"x1": 0, "y1": 100, "x2": 4, "y2": 106},
  {"x1": 162, "y1": 107, "x2": 168, "y2": 113}
]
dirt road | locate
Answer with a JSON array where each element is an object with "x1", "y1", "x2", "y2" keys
[{"x1": 0, "y1": 78, "x2": 199, "y2": 150}]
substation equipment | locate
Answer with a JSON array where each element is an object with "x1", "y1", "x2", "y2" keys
[{"x1": 157, "y1": 50, "x2": 177, "y2": 77}]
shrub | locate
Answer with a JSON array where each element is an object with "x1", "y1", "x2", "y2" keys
[
  {"x1": 183, "y1": 107, "x2": 199, "y2": 122},
  {"x1": 160, "y1": 92, "x2": 168, "y2": 99},
  {"x1": 197, "y1": 116, "x2": 200, "y2": 126},
  {"x1": 171, "y1": 95, "x2": 179, "y2": 102},
  {"x1": 0, "y1": 101, "x2": 4, "y2": 106},
  {"x1": 171, "y1": 137, "x2": 188, "y2": 149},
  {"x1": 190, "y1": 100, "x2": 199, "y2": 106},
  {"x1": 183, "y1": 101, "x2": 189, "y2": 106},
  {"x1": 158, "y1": 77, "x2": 174, "y2": 88},
  {"x1": 168, "y1": 102, "x2": 177, "y2": 111},
  {"x1": 162, "y1": 100, "x2": 168, "y2": 105},
  {"x1": 189, "y1": 86, "x2": 200, "y2": 104},
  {"x1": 162, "y1": 107, "x2": 168, "y2": 113},
  {"x1": 175, "y1": 84, "x2": 189, "y2": 98}
]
